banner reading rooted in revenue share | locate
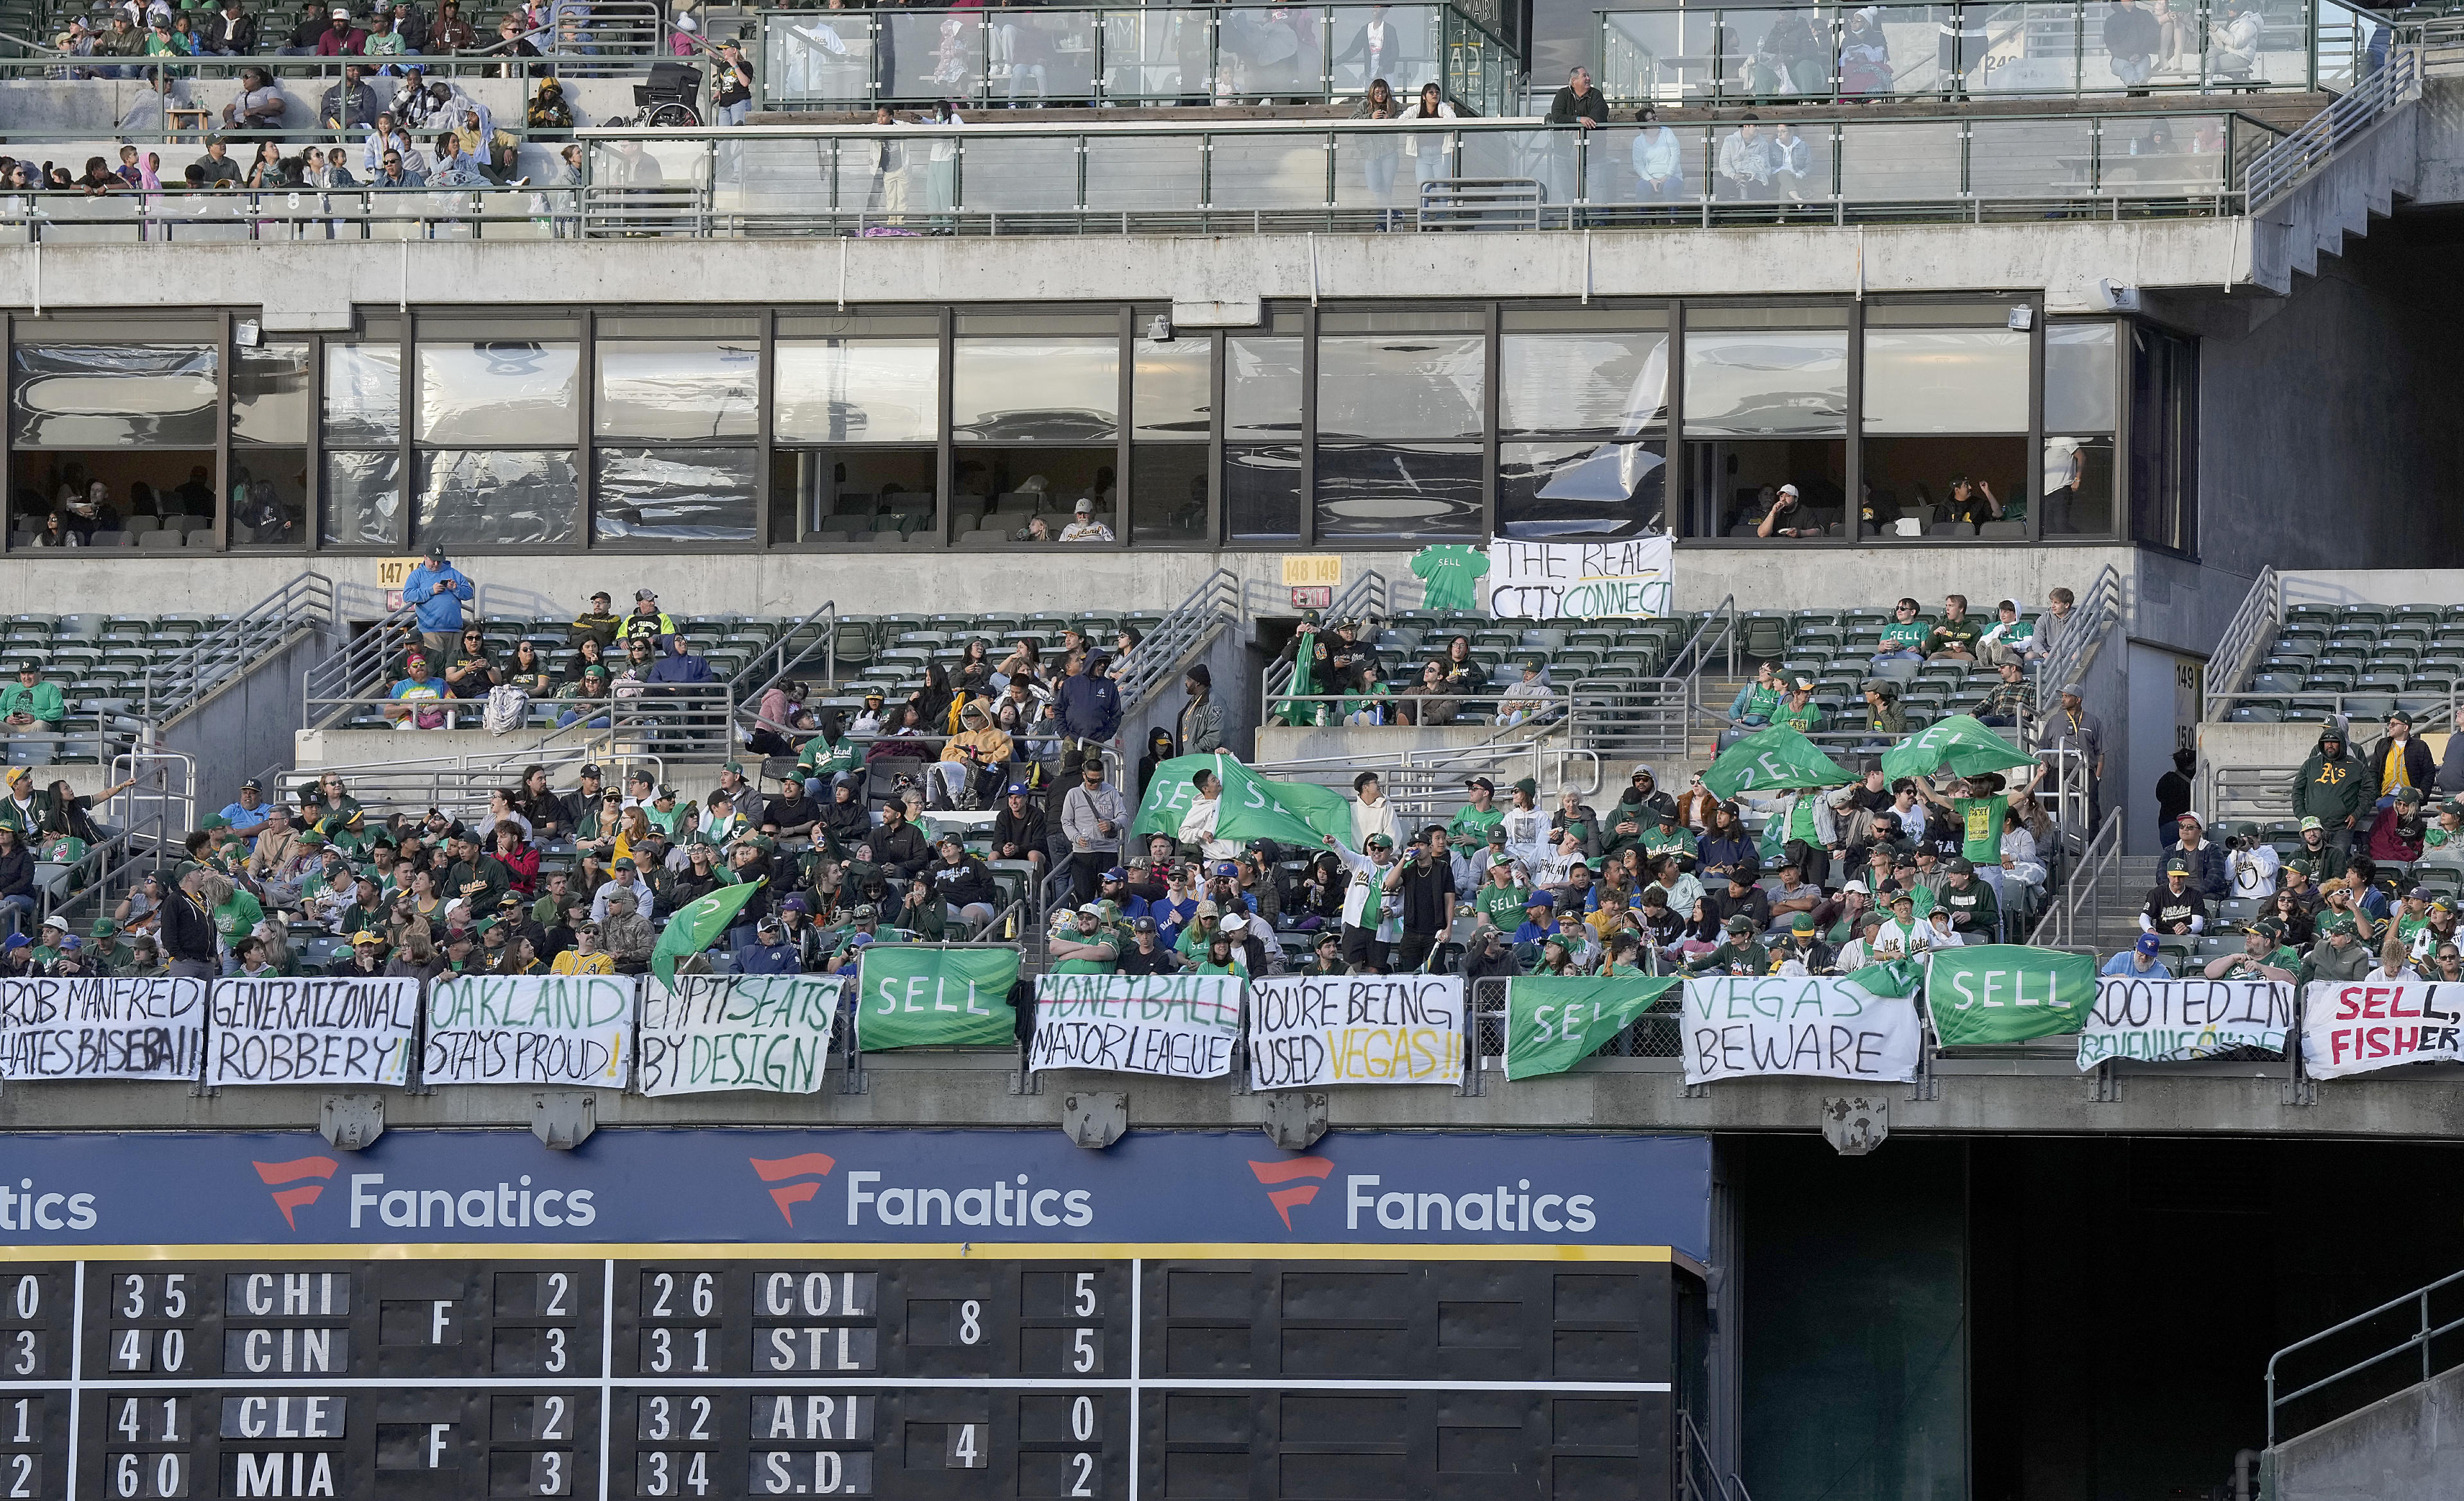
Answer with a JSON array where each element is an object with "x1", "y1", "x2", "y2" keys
[
  {"x1": 1681, "y1": 974, "x2": 1922, "y2": 1085},
  {"x1": 856, "y1": 946, "x2": 1021, "y2": 1049},
  {"x1": 2075, "y1": 977, "x2": 2291, "y2": 1068},
  {"x1": 207, "y1": 975, "x2": 420, "y2": 1086},
  {"x1": 1248, "y1": 975, "x2": 1466, "y2": 1088},
  {"x1": 2300, "y1": 979, "x2": 2464, "y2": 1079},
  {"x1": 0, "y1": 975, "x2": 207, "y2": 1081},
  {"x1": 423, "y1": 974, "x2": 633, "y2": 1086},
  {"x1": 1924, "y1": 946, "x2": 2100, "y2": 1047},
  {"x1": 1027, "y1": 972, "x2": 1243, "y2": 1078},
  {"x1": 1505, "y1": 975, "x2": 1681, "y2": 1080},
  {"x1": 637, "y1": 975, "x2": 843, "y2": 1096}
]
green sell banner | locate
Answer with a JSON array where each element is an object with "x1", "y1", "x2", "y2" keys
[
  {"x1": 855, "y1": 946, "x2": 1023, "y2": 1049},
  {"x1": 1924, "y1": 944, "x2": 2100, "y2": 1045},
  {"x1": 1879, "y1": 714, "x2": 2036, "y2": 784},
  {"x1": 1503, "y1": 975, "x2": 1682, "y2": 1081},
  {"x1": 1702, "y1": 726, "x2": 1856, "y2": 800},
  {"x1": 1130, "y1": 754, "x2": 1221, "y2": 841}
]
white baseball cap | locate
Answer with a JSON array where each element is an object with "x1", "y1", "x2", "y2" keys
[{"x1": 1778, "y1": 483, "x2": 1800, "y2": 496}]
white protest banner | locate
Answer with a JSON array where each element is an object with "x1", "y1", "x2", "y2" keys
[
  {"x1": 1681, "y1": 975, "x2": 1921, "y2": 1085},
  {"x1": 637, "y1": 975, "x2": 842, "y2": 1096},
  {"x1": 2300, "y1": 979, "x2": 2464, "y2": 1080},
  {"x1": 2076, "y1": 977, "x2": 2291, "y2": 1068},
  {"x1": 1247, "y1": 975, "x2": 1464, "y2": 1089},
  {"x1": 423, "y1": 974, "x2": 631, "y2": 1087},
  {"x1": 1487, "y1": 538, "x2": 1674, "y2": 622},
  {"x1": 208, "y1": 976, "x2": 420, "y2": 1087},
  {"x1": 0, "y1": 975, "x2": 207, "y2": 1081},
  {"x1": 1028, "y1": 972, "x2": 1243, "y2": 1079}
]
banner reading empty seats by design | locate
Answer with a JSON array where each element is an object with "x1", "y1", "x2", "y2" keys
[{"x1": 637, "y1": 975, "x2": 844, "y2": 1095}]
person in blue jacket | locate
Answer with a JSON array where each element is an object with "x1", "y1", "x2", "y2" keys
[
  {"x1": 735, "y1": 916, "x2": 802, "y2": 974},
  {"x1": 403, "y1": 542, "x2": 474, "y2": 668},
  {"x1": 1057, "y1": 651, "x2": 1122, "y2": 751}
]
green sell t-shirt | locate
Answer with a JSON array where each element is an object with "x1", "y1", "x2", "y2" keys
[
  {"x1": 1475, "y1": 883, "x2": 1531, "y2": 927},
  {"x1": 1953, "y1": 795, "x2": 2008, "y2": 865},
  {"x1": 1878, "y1": 620, "x2": 1928, "y2": 653},
  {"x1": 1410, "y1": 545, "x2": 1491, "y2": 613},
  {"x1": 1774, "y1": 701, "x2": 1822, "y2": 732},
  {"x1": 1449, "y1": 805, "x2": 1504, "y2": 844}
]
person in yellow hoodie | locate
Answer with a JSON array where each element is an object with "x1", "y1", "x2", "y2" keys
[{"x1": 932, "y1": 699, "x2": 1013, "y2": 810}]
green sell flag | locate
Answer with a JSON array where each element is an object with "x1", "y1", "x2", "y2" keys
[
  {"x1": 855, "y1": 945, "x2": 1023, "y2": 1049},
  {"x1": 1272, "y1": 626, "x2": 1323, "y2": 726},
  {"x1": 1702, "y1": 726, "x2": 1856, "y2": 800},
  {"x1": 649, "y1": 881, "x2": 762, "y2": 984},
  {"x1": 1839, "y1": 957, "x2": 1928, "y2": 1000},
  {"x1": 1924, "y1": 945, "x2": 2100, "y2": 1045},
  {"x1": 1879, "y1": 714, "x2": 2036, "y2": 784},
  {"x1": 1217, "y1": 757, "x2": 1354, "y2": 850},
  {"x1": 1130, "y1": 753, "x2": 1221, "y2": 841},
  {"x1": 1505, "y1": 975, "x2": 1682, "y2": 1080}
]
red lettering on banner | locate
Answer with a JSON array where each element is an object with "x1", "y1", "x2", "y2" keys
[{"x1": 2336, "y1": 987, "x2": 2362, "y2": 1020}]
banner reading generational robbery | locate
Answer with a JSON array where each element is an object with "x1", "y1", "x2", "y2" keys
[
  {"x1": 1681, "y1": 974, "x2": 1922, "y2": 1085},
  {"x1": 0, "y1": 974, "x2": 207, "y2": 1081},
  {"x1": 2300, "y1": 979, "x2": 2464, "y2": 1079},
  {"x1": 1504, "y1": 975, "x2": 1680, "y2": 1081},
  {"x1": 637, "y1": 975, "x2": 843, "y2": 1096},
  {"x1": 208, "y1": 975, "x2": 421, "y2": 1087},
  {"x1": 1249, "y1": 975, "x2": 1465, "y2": 1088},
  {"x1": 2076, "y1": 977, "x2": 2291, "y2": 1068},
  {"x1": 423, "y1": 974, "x2": 633, "y2": 1086},
  {"x1": 1925, "y1": 946, "x2": 2100, "y2": 1047},
  {"x1": 857, "y1": 946, "x2": 1021, "y2": 1049},
  {"x1": 1028, "y1": 972, "x2": 1242, "y2": 1078}
]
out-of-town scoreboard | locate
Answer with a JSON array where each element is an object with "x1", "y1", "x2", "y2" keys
[{"x1": 0, "y1": 1129, "x2": 1710, "y2": 1501}]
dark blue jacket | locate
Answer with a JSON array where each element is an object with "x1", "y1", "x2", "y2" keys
[
  {"x1": 1057, "y1": 669, "x2": 1122, "y2": 743},
  {"x1": 734, "y1": 940, "x2": 800, "y2": 974},
  {"x1": 647, "y1": 650, "x2": 714, "y2": 685}
]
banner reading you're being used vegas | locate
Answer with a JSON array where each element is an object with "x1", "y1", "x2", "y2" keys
[{"x1": 1247, "y1": 975, "x2": 1465, "y2": 1088}]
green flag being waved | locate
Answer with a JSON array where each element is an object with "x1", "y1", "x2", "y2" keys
[
  {"x1": 856, "y1": 945, "x2": 1022, "y2": 1049},
  {"x1": 1129, "y1": 753, "x2": 1220, "y2": 842},
  {"x1": 1838, "y1": 957, "x2": 1928, "y2": 1000},
  {"x1": 1131, "y1": 753, "x2": 1356, "y2": 852},
  {"x1": 649, "y1": 881, "x2": 762, "y2": 984},
  {"x1": 1880, "y1": 714, "x2": 2035, "y2": 784},
  {"x1": 1703, "y1": 726, "x2": 1856, "y2": 801},
  {"x1": 1924, "y1": 944, "x2": 2098, "y2": 1045},
  {"x1": 1505, "y1": 975, "x2": 1682, "y2": 1080},
  {"x1": 1272, "y1": 624, "x2": 1324, "y2": 726}
]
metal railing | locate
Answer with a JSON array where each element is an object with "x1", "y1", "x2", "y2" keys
[
  {"x1": 2266, "y1": 1264, "x2": 2464, "y2": 1445},
  {"x1": 304, "y1": 681, "x2": 740, "y2": 759},
  {"x1": 1679, "y1": 1412, "x2": 1754, "y2": 1501},
  {"x1": 1260, "y1": 568, "x2": 1389, "y2": 707},
  {"x1": 2202, "y1": 565, "x2": 2283, "y2": 719},
  {"x1": 2036, "y1": 562, "x2": 2122, "y2": 702},
  {"x1": 1116, "y1": 567, "x2": 1240, "y2": 717},
  {"x1": 731, "y1": 597, "x2": 841, "y2": 744},
  {"x1": 140, "y1": 569, "x2": 338, "y2": 727},
  {"x1": 253, "y1": 742, "x2": 663, "y2": 823},
  {"x1": 2241, "y1": 35, "x2": 2418, "y2": 206},
  {"x1": 2028, "y1": 804, "x2": 2121, "y2": 947},
  {"x1": 303, "y1": 603, "x2": 419, "y2": 730},
  {"x1": 0, "y1": 44, "x2": 681, "y2": 85},
  {"x1": 1601, "y1": 0, "x2": 2389, "y2": 106},
  {"x1": 757, "y1": 0, "x2": 1519, "y2": 116}
]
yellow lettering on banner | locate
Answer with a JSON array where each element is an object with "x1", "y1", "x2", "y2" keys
[
  {"x1": 1281, "y1": 555, "x2": 1342, "y2": 588},
  {"x1": 1322, "y1": 1026, "x2": 1465, "y2": 1081}
]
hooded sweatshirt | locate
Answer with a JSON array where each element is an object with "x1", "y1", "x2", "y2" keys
[{"x1": 2293, "y1": 730, "x2": 2370, "y2": 828}]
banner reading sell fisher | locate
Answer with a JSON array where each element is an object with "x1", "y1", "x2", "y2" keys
[{"x1": 2300, "y1": 979, "x2": 2464, "y2": 1079}]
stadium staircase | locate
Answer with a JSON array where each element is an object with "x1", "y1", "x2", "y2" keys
[
  {"x1": 2245, "y1": 45, "x2": 2426, "y2": 293},
  {"x1": 2263, "y1": 1265, "x2": 2464, "y2": 1498}
]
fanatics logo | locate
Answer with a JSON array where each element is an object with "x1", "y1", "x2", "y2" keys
[
  {"x1": 252, "y1": 1156, "x2": 339, "y2": 1230},
  {"x1": 1245, "y1": 1156, "x2": 1333, "y2": 1230},
  {"x1": 749, "y1": 1153, "x2": 838, "y2": 1227}
]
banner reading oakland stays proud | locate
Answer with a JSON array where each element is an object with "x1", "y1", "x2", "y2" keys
[{"x1": 856, "y1": 947, "x2": 1021, "y2": 1049}]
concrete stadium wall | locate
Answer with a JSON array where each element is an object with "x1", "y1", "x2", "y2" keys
[{"x1": 2271, "y1": 1360, "x2": 2464, "y2": 1501}]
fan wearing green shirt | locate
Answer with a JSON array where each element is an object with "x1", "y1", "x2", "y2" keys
[
  {"x1": 1448, "y1": 775, "x2": 1504, "y2": 845},
  {"x1": 1726, "y1": 662, "x2": 1785, "y2": 728},
  {"x1": 1471, "y1": 861, "x2": 1530, "y2": 931},
  {"x1": 1641, "y1": 809, "x2": 1698, "y2": 869},
  {"x1": 1976, "y1": 598, "x2": 2036, "y2": 667},
  {"x1": 1868, "y1": 598, "x2": 1929, "y2": 669},
  {"x1": 0, "y1": 662, "x2": 64, "y2": 733},
  {"x1": 1049, "y1": 903, "x2": 1120, "y2": 974},
  {"x1": 1771, "y1": 678, "x2": 1823, "y2": 733},
  {"x1": 798, "y1": 714, "x2": 862, "y2": 795},
  {"x1": 1924, "y1": 594, "x2": 1984, "y2": 662}
]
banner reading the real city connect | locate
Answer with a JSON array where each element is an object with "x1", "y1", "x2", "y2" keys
[{"x1": 856, "y1": 947, "x2": 1021, "y2": 1050}]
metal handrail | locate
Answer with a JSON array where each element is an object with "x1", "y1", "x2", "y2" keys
[
  {"x1": 2028, "y1": 804, "x2": 2121, "y2": 947},
  {"x1": 2035, "y1": 562, "x2": 2121, "y2": 701},
  {"x1": 304, "y1": 602, "x2": 419, "y2": 730},
  {"x1": 730, "y1": 597, "x2": 841, "y2": 740},
  {"x1": 1261, "y1": 568, "x2": 1389, "y2": 706},
  {"x1": 1679, "y1": 1412, "x2": 1753, "y2": 1501},
  {"x1": 140, "y1": 570, "x2": 336, "y2": 727},
  {"x1": 2202, "y1": 564, "x2": 2282, "y2": 721},
  {"x1": 1116, "y1": 567, "x2": 1240, "y2": 719},
  {"x1": 2241, "y1": 40, "x2": 2418, "y2": 207},
  {"x1": 302, "y1": 681, "x2": 740, "y2": 760},
  {"x1": 2266, "y1": 1264, "x2": 2464, "y2": 1444}
]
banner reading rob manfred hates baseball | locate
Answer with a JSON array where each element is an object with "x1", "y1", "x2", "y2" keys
[
  {"x1": 1248, "y1": 976, "x2": 1465, "y2": 1089},
  {"x1": 0, "y1": 975, "x2": 208, "y2": 1082},
  {"x1": 2302, "y1": 980, "x2": 2464, "y2": 1079},
  {"x1": 1029, "y1": 973, "x2": 1242, "y2": 1079}
]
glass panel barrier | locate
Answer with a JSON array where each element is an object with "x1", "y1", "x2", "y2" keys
[
  {"x1": 1331, "y1": 128, "x2": 1416, "y2": 215},
  {"x1": 1326, "y1": 4, "x2": 1439, "y2": 96},
  {"x1": 990, "y1": 9, "x2": 1100, "y2": 103},
  {"x1": 1838, "y1": 119, "x2": 1964, "y2": 202},
  {"x1": 1977, "y1": 2, "x2": 2082, "y2": 96},
  {"x1": 767, "y1": 11, "x2": 875, "y2": 106},
  {"x1": 1218, "y1": 8, "x2": 1326, "y2": 99},
  {"x1": 957, "y1": 135, "x2": 1081, "y2": 212},
  {"x1": 1207, "y1": 132, "x2": 1330, "y2": 210},
  {"x1": 2101, "y1": 113, "x2": 2227, "y2": 195},
  {"x1": 1733, "y1": 6, "x2": 1837, "y2": 98},
  {"x1": 1100, "y1": 8, "x2": 1214, "y2": 103},
  {"x1": 1601, "y1": 10, "x2": 1719, "y2": 103},
  {"x1": 1085, "y1": 135, "x2": 1204, "y2": 212},
  {"x1": 884, "y1": 10, "x2": 986, "y2": 102},
  {"x1": 1968, "y1": 115, "x2": 2096, "y2": 198}
]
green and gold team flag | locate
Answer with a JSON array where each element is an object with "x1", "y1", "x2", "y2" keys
[
  {"x1": 1703, "y1": 726, "x2": 1856, "y2": 800},
  {"x1": 1504, "y1": 975, "x2": 1682, "y2": 1080},
  {"x1": 1923, "y1": 945, "x2": 2099, "y2": 1045},
  {"x1": 855, "y1": 946, "x2": 1022, "y2": 1049},
  {"x1": 1879, "y1": 715, "x2": 2036, "y2": 783},
  {"x1": 649, "y1": 882, "x2": 762, "y2": 984}
]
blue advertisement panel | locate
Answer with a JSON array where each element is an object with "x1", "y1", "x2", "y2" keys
[{"x1": 0, "y1": 1128, "x2": 1711, "y2": 1259}]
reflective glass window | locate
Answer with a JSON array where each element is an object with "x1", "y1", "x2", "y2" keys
[
  {"x1": 1224, "y1": 336, "x2": 1302, "y2": 440},
  {"x1": 1499, "y1": 332, "x2": 1668, "y2": 435},
  {"x1": 592, "y1": 447, "x2": 759, "y2": 542},
  {"x1": 416, "y1": 341, "x2": 579, "y2": 445},
  {"x1": 952, "y1": 339, "x2": 1118, "y2": 442},
  {"x1": 1498, "y1": 440, "x2": 1666, "y2": 538},
  {"x1": 594, "y1": 340, "x2": 760, "y2": 440},
  {"x1": 1313, "y1": 443, "x2": 1482, "y2": 539},
  {"x1": 2045, "y1": 321, "x2": 2118, "y2": 433},
  {"x1": 1861, "y1": 329, "x2": 2028, "y2": 433},
  {"x1": 8, "y1": 343, "x2": 218, "y2": 449},
  {"x1": 1315, "y1": 335, "x2": 1484, "y2": 441},
  {"x1": 321, "y1": 449, "x2": 402, "y2": 548},
  {"x1": 413, "y1": 450, "x2": 581, "y2": 547},
  {"x1": 1681, "y1": 329, "x2": 1848, "y2": 436},
  {"x1": 232, "y1": 341, "x2": 312, "y2": 445},
  {"x1": 774, "y1": 339, "x2": 940, "y2": 445},
  {"x1": 323, "y1": 342, "x2": 402, "y2": 447},
  {"x1": 1133, "y1": 335, "x2": 1211, "y2": 441}
]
